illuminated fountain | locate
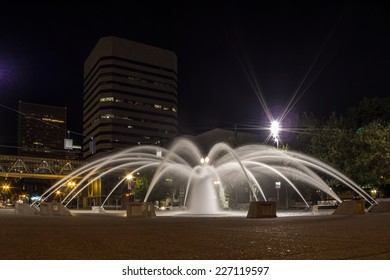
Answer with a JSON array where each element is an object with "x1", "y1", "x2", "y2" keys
[{"x1": 33, "y1": 138, "x2": 376, "y2": 215}]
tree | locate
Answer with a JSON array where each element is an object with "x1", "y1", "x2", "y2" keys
[
  {"x1": 289, "y1": 112, "x2": 322, "y2": 154},
  {"x1": 345, "y1": 122, "x2": 390, "y2": 193},
  {"x1": 134, "y1": 175, "x2": 150, "y2": 201},
  {"x1": 288, "y1": 98, "x2": 390, "y2": 197},
  {"x1": 308, "y1": 112, "x2": 351, "y2": 172},
  {"x1": 346, "y1": 97, "x2": 390, "y2": 129}
]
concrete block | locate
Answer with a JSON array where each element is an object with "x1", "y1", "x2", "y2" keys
[
  {"x1": 127, "y1": 202, "x2": 156, "y2": 218},
  {"x1": 92, "y1": 206, "x2": 106, "y2": 213},
  {"x1": 369, "y1": 201, "x2": 390, "y2": 213},
  {"x1": 247, "y1": 201, "x2": 276, "y2": 218},
  {"x1": 333, "y1": 200, "x2": 365, "y2": 215},
  {"x1": 15, "y1": 203, "x2": 39, "y2": 215},
  {"x1": 40, "y1": 202, "x2": 71, "y2": 216}
]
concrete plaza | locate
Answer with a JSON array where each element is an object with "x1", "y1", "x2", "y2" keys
[{"x1": 1, "y1": 208, "x2": 390, "y2": 260}]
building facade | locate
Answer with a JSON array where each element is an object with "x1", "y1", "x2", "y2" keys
[
  {"x1": 18, "y1": 101, "x2": 67, "y2": 158},
  {"x1": 83, "y1": 36, "x2": 178, "y2": 159}
]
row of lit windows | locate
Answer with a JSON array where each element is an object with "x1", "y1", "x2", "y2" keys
[
  {"x1": 88, "y1": 122, "x2": 174, "y2": 136},
  {"x1": 85, "y1": 110, "x2": 177, "y2": 134},
  {"x1": 22, "y1": 120, "x2": 65, "y2": 126},
  {"x1": 90, "y1": 132, "x2": 165, "y2": 144},
  {"x1": 99, "y1": 97, "x2": 177, "y2": 112},
  {"x1": 83, "y1": 133, "x2": 166, "y2": 152},
  {"x1": 84, "y1": 82, "x2": 177, "y2": 112},
  {"x1": 95, "y1": 113, "x2": 176, "y2": 127},
  {"x1": 84, "y1": 101, "x2": 177, "y2": 128},
  {"x1": 83, "y1": 136, "x2": 163, "y2": 154},
  {"x1": 24, "y1": 112, "x2": 66, "y2": 119},
  {"x1": 41, "y1": 117, "x2": 65, "y2": 124}
]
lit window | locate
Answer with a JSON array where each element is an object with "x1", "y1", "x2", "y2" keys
[
  {"x1": 100, "y1": 97, "x2": 114, "y2": 102},
  {"x1": 41, "y1": 117, "x2": 65, "y2": 124},
  {"x1": 171, "y1": 107, "x2": 177, "y2": 112},
  {"x1": 154, "y1": 104, "x2": 162, "y2": 109},
  {"x1": 101, "y1": 114, "x2": 114, "y2": 119}
]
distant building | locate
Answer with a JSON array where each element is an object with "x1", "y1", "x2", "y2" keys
[
  {"x1": 18, "y1": 101, "x2": 67, "y2": 158},
  {"x1": 83, "y1": 36, "x2": 178, "y2": 159}
]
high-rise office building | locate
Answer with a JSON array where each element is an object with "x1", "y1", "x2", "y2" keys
[
  {"x1": 18, "y1": 101, "x2": 67, "y2": 158},
  {"x1": 83, "y1": 36, "x2": 178, "y2": 159}
]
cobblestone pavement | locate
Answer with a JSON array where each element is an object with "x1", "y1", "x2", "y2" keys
[{"x1": 1, "y1": 209, "x2": 390, "y2": 260}]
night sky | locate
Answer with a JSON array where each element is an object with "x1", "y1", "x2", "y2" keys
[{"x1": 1, "y1": 1, "x2": 389, "y2": 149}]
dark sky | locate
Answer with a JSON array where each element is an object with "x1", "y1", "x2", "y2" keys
[{"x1": 1, "y1": 1, "x2": 390, "y2": 147}]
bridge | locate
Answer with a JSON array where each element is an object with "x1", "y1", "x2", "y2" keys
[{"x1": 0, "y1": 155, "x2": 85, "y2": 180}]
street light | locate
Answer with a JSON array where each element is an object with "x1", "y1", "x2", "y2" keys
[
  {"x1": 125, "y1": 174, "x2": 135, "y2": 204},
  {"x1": 270, "y1": 120, "x2": 280, "y2": 148},
  {"x1": 126, "y1": 174, "x2": 133, "y2": 190},
  {"x1": 2, "y1": 185, "x2": 10, "y2": 201},
  {"x1": 56, "y1": 190, "x2": 62, "y2": 202}
]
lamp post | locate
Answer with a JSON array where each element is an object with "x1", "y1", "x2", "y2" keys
[
  {"x1": 126, "y1": 174, "x2": 134, "y2": 203},
  {"x1": 275, "y1": 182, "x2": 281, "y2": 209}
]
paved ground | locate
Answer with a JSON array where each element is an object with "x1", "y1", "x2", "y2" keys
[{"x1": 1, "y1": 209, "x2": 390, "y2": 260}]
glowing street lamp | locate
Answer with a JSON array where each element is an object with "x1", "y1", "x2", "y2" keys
[
  {"x1": 371, "y1": 189, "x2": 377, "y2": 198},
  {"x1": 270, "y1": 120, "x2": 280, "y2": 148},
  {"x1": 270, "y1": 120, "x2": 280, "y2": 137},
  {"x1": 2, "y1": 185, "x2": 10, "y2": 201},
  {"x1": 126, "y1": 174, "x2": 133, "y2": 190},
  {"x1": 56, "y1": 190, "x2": 62, "y2": 202}
]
